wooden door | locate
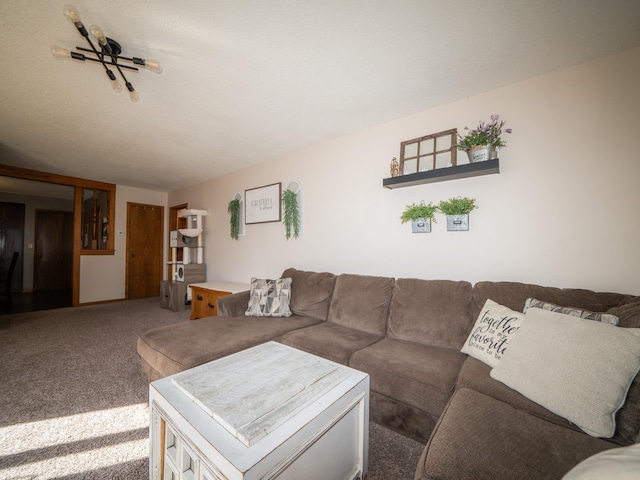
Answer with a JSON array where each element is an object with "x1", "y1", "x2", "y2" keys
[
  {"x1": 34, "y1": 210, "x2": 73, "y2": 291},
  {"x1": 0, "y1": 202, "x2": 25, "y2": 292},
  {"x1": 126, "y1": 202, "x2": 163, "y2": 299}
]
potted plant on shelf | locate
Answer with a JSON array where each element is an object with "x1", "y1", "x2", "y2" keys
[
  {"x1": 457, "y1": 114, "x2": 512, "y2": 163},
  {"x1": 400, "y1": 201, "x2": 439, "y2": 233},
  {"x1": 228, "y1": 198, "x2": 241, "y2": 240},
  {"x1": 281, "y1": 188, "x2": 301, "y2": 240},
  {"x1": 438, "y1": 197, "x2": 477, "y2": 231}
]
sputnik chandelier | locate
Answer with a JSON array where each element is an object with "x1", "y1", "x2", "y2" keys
[{"x1": 51, "y1": 5, "x2": 162, "y2": 102}]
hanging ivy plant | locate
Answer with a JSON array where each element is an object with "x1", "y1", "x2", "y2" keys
[
  {"x1": 281, "y1": 188, "x2": 300, "y2": 240},
  {"x1": 228, "y1": 198, "x2": 241, "y2": 240}
]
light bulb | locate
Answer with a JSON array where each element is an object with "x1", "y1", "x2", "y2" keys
[
  {"x1": 89, "y1": 25, "x2": 107, "y2": 46},
  {"x1": 63, "y1": 5, "x2": 81, "y2": 25},
  {"x1": 111, "y1": 79, "x2": 123, "y2": 92},
  {"x1": 143, "y1": 60, "x2": 163, "y2": 74},
  {"x1": 125, "y1": 82, "x2": 139, "y2": 102},
  {"x1": 106, "y1": 70, "x2": 123, "y2": 92},
  {"x1": 51, "y1": 45, "x2": 72, "y2": 60}
]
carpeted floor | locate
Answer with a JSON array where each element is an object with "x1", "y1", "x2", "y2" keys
[{"x1": 0, "y1": 298, "x2": 424, "y2": 479}]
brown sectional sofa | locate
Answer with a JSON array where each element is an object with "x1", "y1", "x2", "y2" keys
[{"x1": 137, "y1": 267, "x2": 640, "y2": 479}]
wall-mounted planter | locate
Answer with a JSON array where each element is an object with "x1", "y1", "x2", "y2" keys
[
  {"x1": 282, "y1": 179, "x2": 303, "y2": 239},
  {"x1": 412, "y1": 218, "x2": 431, "y2": 233},
  {"x1": 446, "y1": 214, "x2": 469, "y2": 231}
]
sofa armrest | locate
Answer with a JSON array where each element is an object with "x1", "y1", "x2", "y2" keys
[{"x1": 217, "y1": 290, "x2": 250, "y2": 317}]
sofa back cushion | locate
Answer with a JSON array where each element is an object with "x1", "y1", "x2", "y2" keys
[
  {"x1": 387, "y1": 279, "x2": 473, "y2": 348},
  {"x1": 471, "y1": 281, "x2": 628, "y2": 321},
  {"x1": 327, "y1": 273, "x2": 394, "y2": 335},
  {"x1": 281, "y1": 268, "x2": 336, "y2": 321}
]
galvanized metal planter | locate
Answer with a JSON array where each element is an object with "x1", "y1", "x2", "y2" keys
[
  {"x1": 466, "y1": 145, "x2": 497, "y2": 163},
  {"x1": 411, "y1": 218, "x2": 432, "y2": 233},
  {"x1": 446, "y1": 214, "x2": 469, "y2": 231}
]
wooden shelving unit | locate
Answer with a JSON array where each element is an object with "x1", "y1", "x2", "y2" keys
[{"x1": 383, "y1": 159, "x2": 500, "y2": 189}]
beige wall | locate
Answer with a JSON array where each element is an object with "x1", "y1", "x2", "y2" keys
[
  {"x1": 169, "y1": 47, "x2": 640, "y2": 296},
  {"x1": 79, "y1": 185, "x2": 168, "y2": 303}
]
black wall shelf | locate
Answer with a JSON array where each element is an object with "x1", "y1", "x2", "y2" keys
[{"x1": 382, "y1": 159, "x2": 500, "y2": 189}]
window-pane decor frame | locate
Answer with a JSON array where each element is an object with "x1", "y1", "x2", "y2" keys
[{"x1": 400, "y1": 128, "x2": 458, "y2": 175}]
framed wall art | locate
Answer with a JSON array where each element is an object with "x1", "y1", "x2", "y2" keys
[{"x1": 245, "y1": 182, "x2": 282, "y2": 224}]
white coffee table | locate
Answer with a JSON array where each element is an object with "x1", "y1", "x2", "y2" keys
[{"x1": 149, "y1": 342, "x2": 369, "y2": 480}]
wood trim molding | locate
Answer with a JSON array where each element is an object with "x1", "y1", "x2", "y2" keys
[
  {"x1": 1, "y1": 164, "x2": 116, "y2": 307},
  {"x1": 0, "y1": 164, "x2": 115, "y2": 190}
]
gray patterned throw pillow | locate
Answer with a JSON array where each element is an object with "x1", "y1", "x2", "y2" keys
[
  {"x1": 523, "y1": 298, "x2": 619, "y2": 326},
  {"x1": 245, "y1": 277, "x2": 292, "y2": 317}
]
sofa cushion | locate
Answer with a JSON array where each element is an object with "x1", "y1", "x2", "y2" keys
[
  {"x1": 349, "y1": 338, "x2": 465, "y2": 417},
  {"x1": 471, "y1": 281, "x2": 628, "y2": 322},
  {"x1": 460, "y1": 299, "x2": 523, "y2": 368},
  {"x1": 327, "y1": 274, "x2": 394, "y2": 335},
  {"x1": 245, "y1": 277, "x2": 292, "y2": 317},
  {"x1": 281, "y1": 268, "x2": 336, "y2": 321},
  {"x1": 490, "y1": 308, "x2": 640, "y2": 438},
  {"x1": 137, "y1": 315, "x2": 322, "y2": 378},
  {"x1": 280, "y1": 322, "x2": 382, "y2": 364},
  {"x1": 387, "y1": 278, "x2": 473, "y2": 348},
  {"x1": 415, "y1": 388, "x2": 613, "y2": 480}
]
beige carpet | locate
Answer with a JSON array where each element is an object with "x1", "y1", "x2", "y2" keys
[{"x1": 0, "y1": 298, "x2": 424, "y2": 479}]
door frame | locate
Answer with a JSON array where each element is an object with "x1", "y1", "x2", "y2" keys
[{"x1": 0, "y1": 164, "x2": 115, "y2": 306}]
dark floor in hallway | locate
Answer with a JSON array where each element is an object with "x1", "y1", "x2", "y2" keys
[{"x1": 0, "y1": 289, "x2": 72, "y2": 316}]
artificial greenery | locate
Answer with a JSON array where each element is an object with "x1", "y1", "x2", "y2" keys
[
  {"x1": 227, "y1": 198, "x2": 241, "y2": 240},
  {"x1": 457, "y1": 114, "x2": 512, "y2": 151},
  {"x1": 281, "y1": 188, "x2": 301, "y2": 240},
  {"x1": 400, "y1": 202, "x2": 439, "y2": 224},
  {"x1": 438, "y1": 197, "x2": 477, "y2": 215}
]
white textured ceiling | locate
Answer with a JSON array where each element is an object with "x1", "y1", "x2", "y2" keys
[{"x1": 1, "y1": 1, "x2": 639, "y2": 192}]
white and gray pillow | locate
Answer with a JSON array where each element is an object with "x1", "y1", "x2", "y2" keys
[
  {"x1": 523, "y1": 297, "x2": 619, "y2": 325},
  {"x1": 245, "y1": 277, "x2": 292, "y2": 317}
]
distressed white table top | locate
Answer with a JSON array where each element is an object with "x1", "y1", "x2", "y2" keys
[
  {"x1": 188, "y1": 281, "x2": 250, "y2": 293},
  {"x1": 171, "y1": 342, "x2": 350, "y2": 447}
]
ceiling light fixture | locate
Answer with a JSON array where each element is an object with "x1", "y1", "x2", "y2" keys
[{"x1": 51, "y1": 5, "x2": 162, "y2": 102}]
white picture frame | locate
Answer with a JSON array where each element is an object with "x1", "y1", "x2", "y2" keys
[{"x1": 245, "y1": 183, "x2": 281, "y2": 224}]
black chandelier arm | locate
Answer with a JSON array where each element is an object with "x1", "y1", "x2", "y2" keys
[
  {"x1": 72, "y1": 20, "x2": 117, "y2": 78},
  {"x1": 114, "y1": 63, "x2": 133, "y2": 89},
  {"x1": 71, "y1": 20, "x2": 90, "y2": 39},
  {"x1": 75, "y1": 45, "x2": 152, "y2": 71},
  {"x1": 112, "y1": 58, "x2": 139, "y2": 101},
  {"x1": 75, "y1": 47, "x2": 139, "y2": 71},
  {"x1": 72, "y1": 54, "x2": 131, "y2": 82}
]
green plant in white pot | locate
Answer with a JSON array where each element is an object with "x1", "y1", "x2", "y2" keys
[
  {"x1": 400, "y1": 201, "x2": 438, "y2": 233},
  {"x1": 438, "y1": 197, "x2": 477, "y2": 231}
]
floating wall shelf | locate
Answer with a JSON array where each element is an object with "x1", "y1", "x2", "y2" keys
[{"x1": 383, "y1": 159, "x2": 500, "y2": 189}]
